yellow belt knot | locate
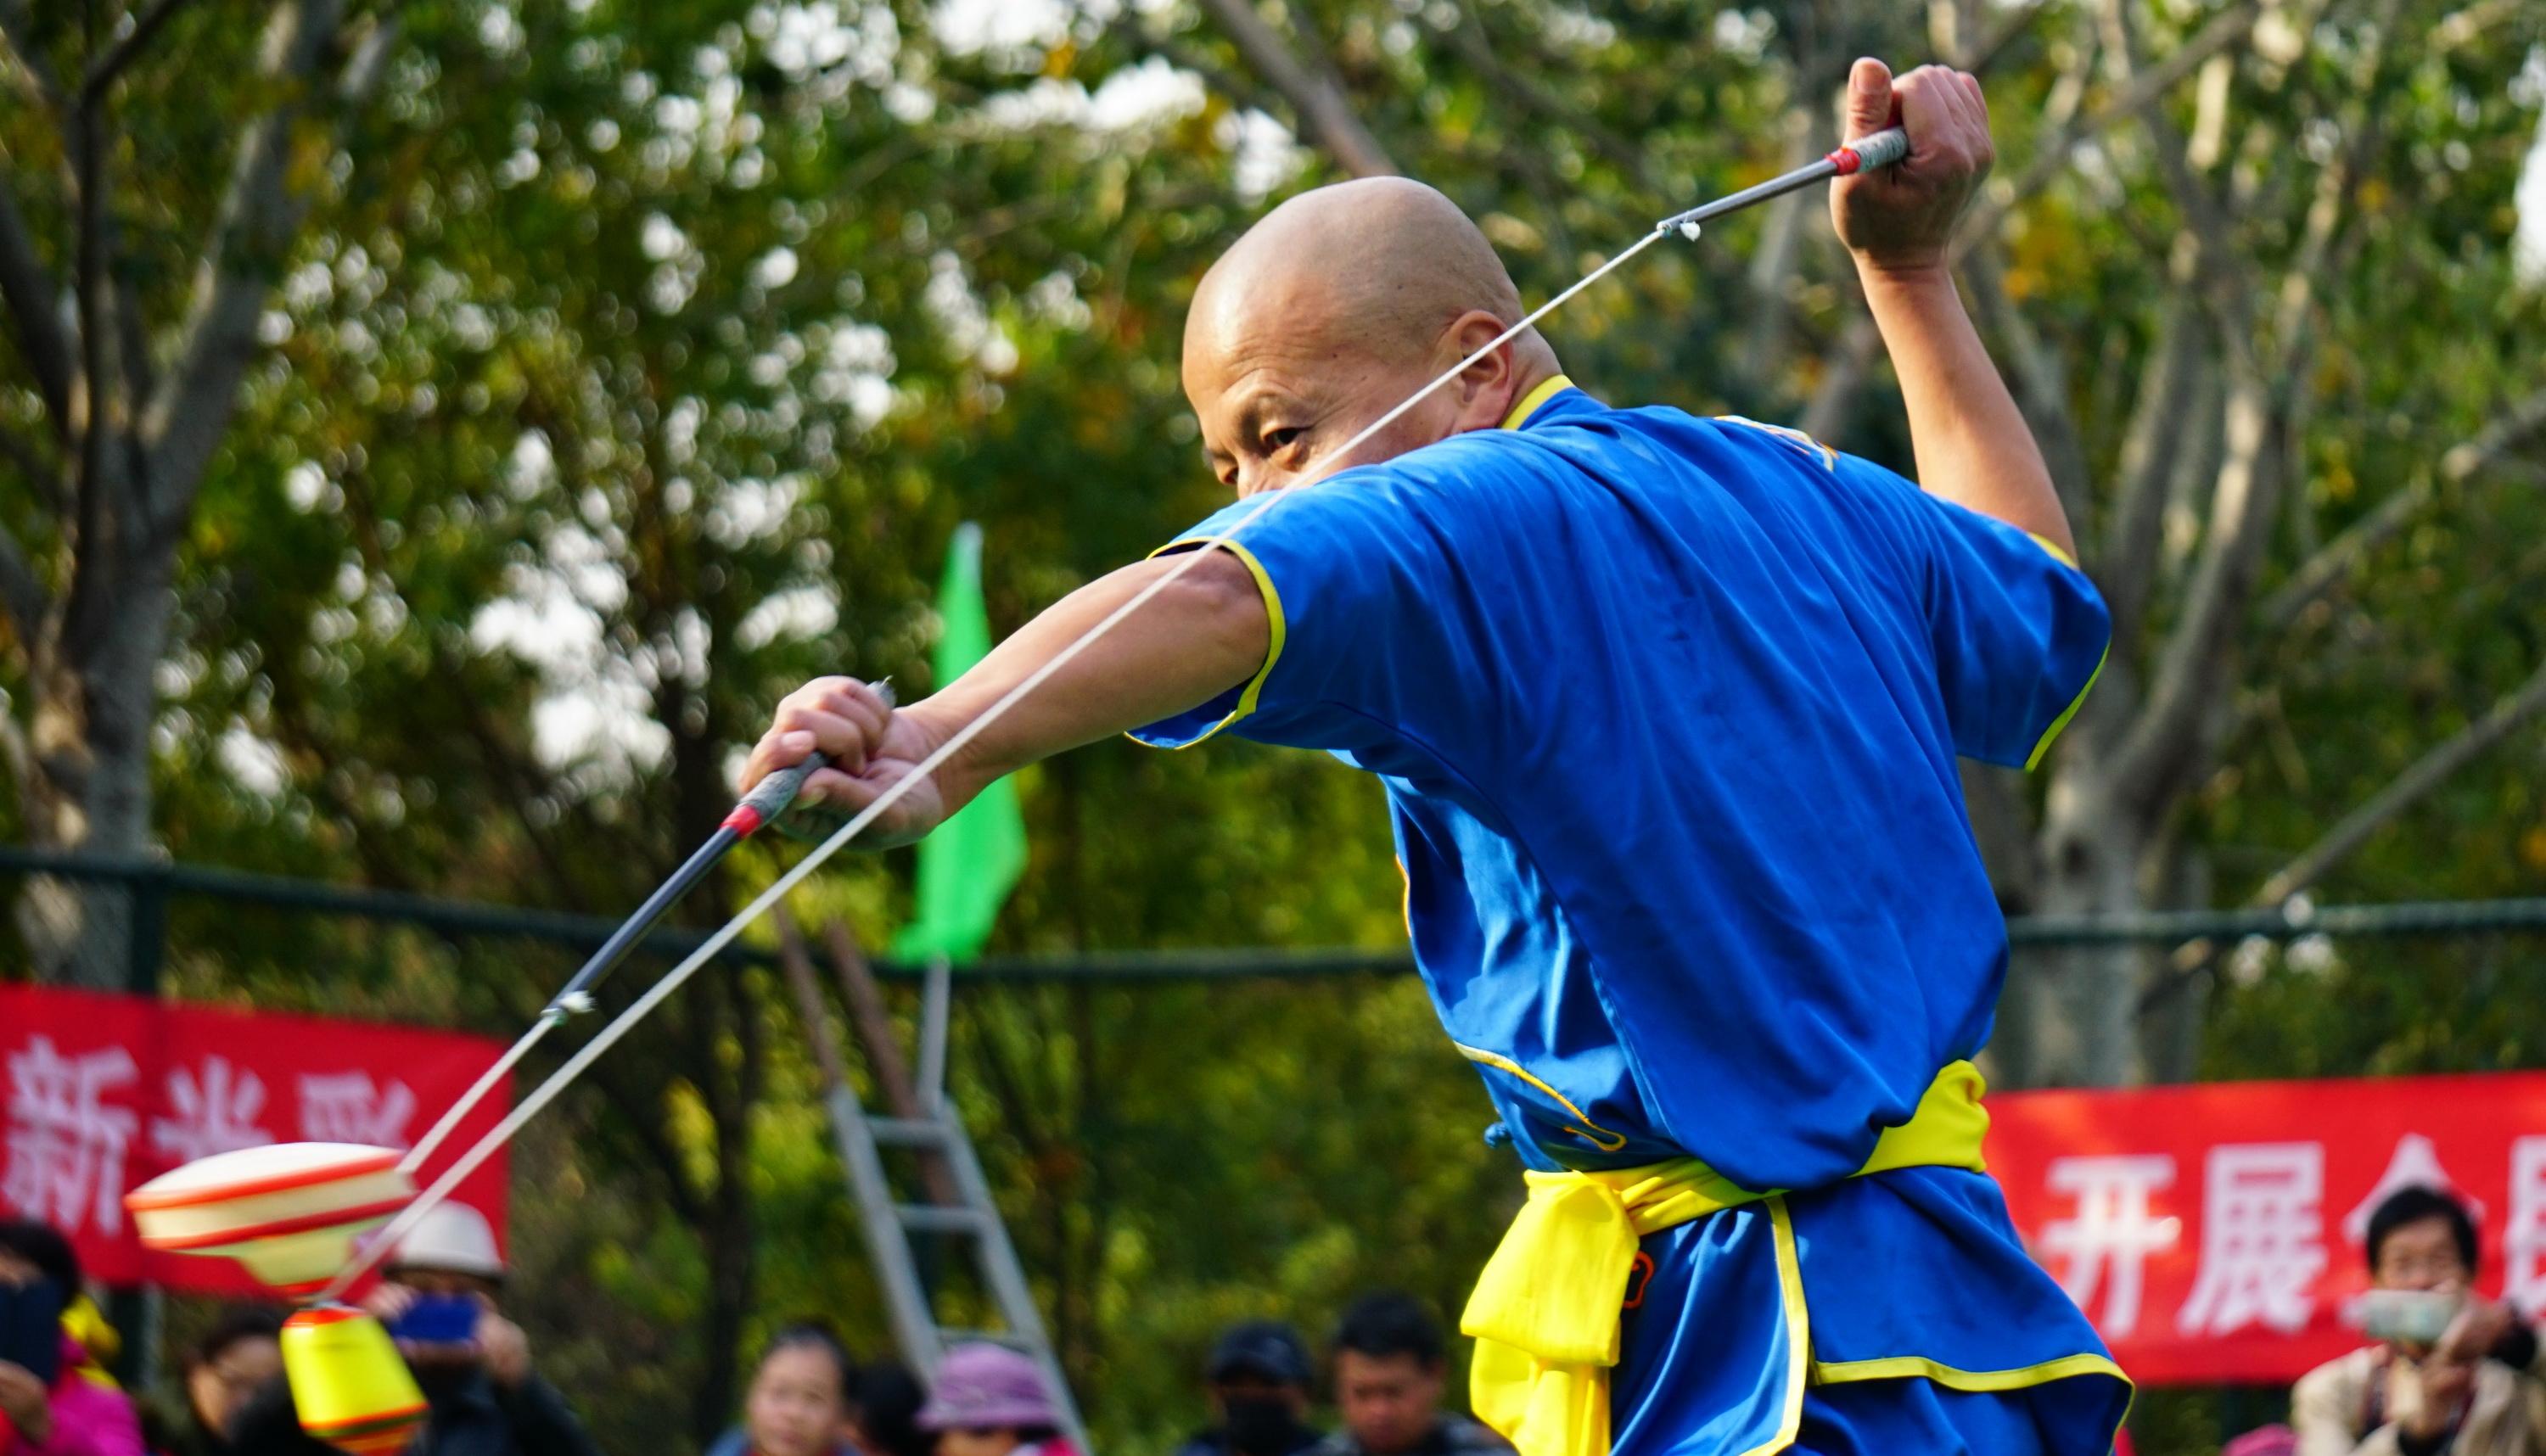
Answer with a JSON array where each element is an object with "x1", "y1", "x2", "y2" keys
[{"x1": 1458, "y1": 1061, "x2": 1990, "y2": 1456}]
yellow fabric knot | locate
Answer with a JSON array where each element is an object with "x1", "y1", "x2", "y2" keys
[
  {"x1": 62, "y1": 1293, "x2": 123, "y2": 1390},
  {"x1": 1459, "y1": 1061, "x2": 1990, "y2": 1456}
]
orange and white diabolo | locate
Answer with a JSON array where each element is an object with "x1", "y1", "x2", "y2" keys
[
  {"x1": 126, "y1": 1142, "x2": 415, "y2": 1296},
  {"x1": 126, "y1": 1143, "x2": 428, "y2": 1453}
]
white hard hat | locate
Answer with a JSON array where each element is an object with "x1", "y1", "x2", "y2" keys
[{"x1": 388, "y1": 1201, "x2": 507, "y2": 1282}]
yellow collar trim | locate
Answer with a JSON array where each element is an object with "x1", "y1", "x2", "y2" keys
[{"x1": 1500, "y1": 374, "x2": 1573, "y2": 431}]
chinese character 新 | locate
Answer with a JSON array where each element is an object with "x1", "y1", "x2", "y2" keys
[
  {"x1": 3, "y1": 1036, "x2": 140, "y2": 1237},
  {"x1": 2038, "y1": 1155, "x2": 2180, "y2": 1337},
  {"x1": 2179, "y1": 1141, "x2": 2329, "y2": 1336}
]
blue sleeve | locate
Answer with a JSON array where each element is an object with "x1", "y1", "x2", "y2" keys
[
  {"x1": 1893, "y1": 477, "x2": 2111, "y2": 770},
  {"x1": 1126, "y1": 471, "x2": 1444, "y2": 753}
]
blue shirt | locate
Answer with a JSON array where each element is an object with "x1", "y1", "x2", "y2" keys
[{"x1": 1134, "y1": 382, "x2": 2109, "y2": 1192}]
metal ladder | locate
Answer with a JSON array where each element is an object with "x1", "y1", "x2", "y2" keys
[{"x1": 777, "y1": 919, "x2": 1091, "y2": 1453}]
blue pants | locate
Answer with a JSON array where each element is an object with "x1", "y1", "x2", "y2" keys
[
  {"x1": 1792, "y1": 1375, "x2": 2117, "y2": 1455},
  {"x1": 1607, "y1": 1170, "x2": 2129, "y2": 1456}
]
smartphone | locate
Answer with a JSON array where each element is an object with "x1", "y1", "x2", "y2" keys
[
  {"x1": 2358, "y1": 1287, "x2": 2462, "y2": 1344},
  {"x1": 387, "y1": 1292, "x2": 481, "y2": 1345},
  {"x1": 0, "y1": 1278, "x2": 65, "y2": 1387}
]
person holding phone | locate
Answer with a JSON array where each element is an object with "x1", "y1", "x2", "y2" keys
[
  {"x1": 2292, "y1": 1186, "x2": 2546, "y2": 1455},
  {"x1": 0, "y1": 1220, "x2": 141, "y2": 1456},
  {"x1": 357, "y1": 1203, "x2": 601, "y2": 1456}
]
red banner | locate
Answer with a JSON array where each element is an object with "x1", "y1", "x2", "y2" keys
[
  {"x1": 1988, "y1": 1072, "x2": 2546, "y2": 1385},
  {"x1": 0, "y1": 983, "x2": 511, "y2": 1295}
]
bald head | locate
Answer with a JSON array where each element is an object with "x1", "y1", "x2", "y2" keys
[{"x1": 1183, "y1": 177, "x2": 1560, "y2": 496}]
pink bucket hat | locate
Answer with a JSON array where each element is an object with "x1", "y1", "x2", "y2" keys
[{"x1": 917, "y1": 1342, "x2": 1062, "y2": 1431}]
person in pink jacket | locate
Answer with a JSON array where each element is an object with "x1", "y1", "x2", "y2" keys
[{"x1": 0, "y1": 1220, "x2": 143, "y2": 1456}]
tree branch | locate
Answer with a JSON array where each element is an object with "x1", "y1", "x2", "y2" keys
[
  {"x1": 1799, "y1": 315, "x2": 1882, "y2": 445},
  {"x1": 0, "y1": 518, "x2": 47, "y2": 635},
  {"x1": 2263, "y1": 387, "x2": 2546, "y2": 634},
  {"x1": 0, "y1": 179, "x2": 78, "y2": 428},
  {"x1": 1442, "y1": 3, "x2": 1652, "y2": 194},
  {"x1": 0, "y1": 0, "x2": 72, "y2": 113},
  {"x1": 1955, "y1": 2, "x2": 2258, "y2": 258},
  {"x1": 0, "y1": 416, "x2": 61, "y2": 515},
  {"x1": 2111, "y1": 0, "x2": 2395, "y2": 808},
  {"x1": 1194, "y1": 0, "x2": 1396, "y2": 178},
  {"x1": 2253, "y1": 654, "x2": 2546, "y2": 906},
  {"x1": 143, "y1": 0, "x2": 352, "y2": 536},
  {"x1": 76, "y1": 0, "x2": 199, "y2": 108},
  {"x1": 2097, "y1": 275, "x2": 2203, "y2": 651}
]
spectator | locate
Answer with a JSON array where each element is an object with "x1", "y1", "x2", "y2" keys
[
  {"x1": 1311, "y1": 1295, "x2": 1505, "y2": 1456},
  {"x1": 914, "y1": 1343, "x2": 1073, "y2": 1456},
  {"x1": 2292, "y1": 1186, "x2": 2546, "y2": 1455},
  {"x1": 1172, "y1": 1322, "x2": 1321, "y2": 1456},
  {"x1": 709, "y1": 1324, "x2": 855, "y2": 1456},
  {"x1": 358, "y1": 1203, "x2": 602, "y2": 1456},
  {"x1": 162, "y1": 1308, "x2": 286, "y2": 1456},
  {"x1": 0, "y1": 1218, "x2": 143, "y2": 1456},
  {"x1": 849, "y1": 1360, "x2": 930, "y2": 1456}
]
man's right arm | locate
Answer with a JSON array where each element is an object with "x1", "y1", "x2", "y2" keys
[
  {"x1": 738, "y1": 547, "x2": 1271, "y2": 844},
  {"x1": 1831, "y1": 58, "x2": 2076, "y2": 562}
]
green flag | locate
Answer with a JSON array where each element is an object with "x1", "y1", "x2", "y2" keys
[{"x1": 891, "y1": 523, "x2": 1028, "y2": 965}]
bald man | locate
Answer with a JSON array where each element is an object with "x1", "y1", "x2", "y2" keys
[{"x1": 747, "y1": 60, "x2": 2123, "y2": 1456}]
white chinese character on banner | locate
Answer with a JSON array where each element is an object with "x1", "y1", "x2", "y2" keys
[
  {"x1": 2503, "y1": 1138, "x2": 2546, "y2": 1317},
  {"x1": 2341, "y1": 1132, "x2": 2483, "y2": 1243},
  {"x1": 150, "y1": 1056, "x2": 276, "y2": 1166},
  {"x1": 297, "y1": 1072, "x2": 418, "y2": 1150},
  {"x1": 2038, "y1": 1155, "x2": 2181, "y2": 1336},
  {"x1": 2, "y1": 1037, "x2": 140, "y2": 1237},
  {"x1": 2178, "y1": 1141, "x2": 2328, "y2": 1336}
]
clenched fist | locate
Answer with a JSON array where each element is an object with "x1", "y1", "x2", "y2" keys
[
  {"x1": 1830, "y1": 58, "x2": 1994, "y2": 277},
  {"x1": 738, "y1": 676, "x2": 952, "y2": 848}
]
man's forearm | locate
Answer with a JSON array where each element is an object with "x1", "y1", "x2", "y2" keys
[
  {"x1": 917, "y1": 547, "x2": 1271, "y2": 805},
  {"x1": 1859, "y1": 263, "x2": 2077, "y2": 559}
]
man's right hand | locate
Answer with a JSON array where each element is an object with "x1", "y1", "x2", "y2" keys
[
  {"x1": 739, "y1": 677, "x2": 954, "y2": 848},
  {"x1": 1830, "y1": 58, "x2": 1994, "y2": 277}
]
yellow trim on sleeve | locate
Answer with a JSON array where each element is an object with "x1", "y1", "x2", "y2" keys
[
  {"x1": 2025, "y1": 533, "x2": 2080, "y2": 569},
  {"x1": 2024, "y1": 642, "x2": 2106, "y2": 772},
  {"x1": 1123, "y1": 535, "x2": 1287, "y2": 749},
  {"x1": 1452, "y1": 1042, "x2": 1629, "y2": 1151},
  {"x1": 1500, "y1": 374, "x2": 1574, "y2": 430}
]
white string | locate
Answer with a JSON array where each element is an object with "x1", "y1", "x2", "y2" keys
[
  {"x1": 323, "y1": 224, "x2": 1674, "y2": 1302},
  {"x1": 400, "y1": 1015, "x2": 558, "y2": 1174}
]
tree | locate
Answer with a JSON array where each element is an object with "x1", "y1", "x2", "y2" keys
[{"x1": 0, "y1": 0, "x2": 399, "y2": 985}]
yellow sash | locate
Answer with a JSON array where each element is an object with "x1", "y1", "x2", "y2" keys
[{"x1": 1459, "y1": 1061, "x2": 1991, "y2": 1456}]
